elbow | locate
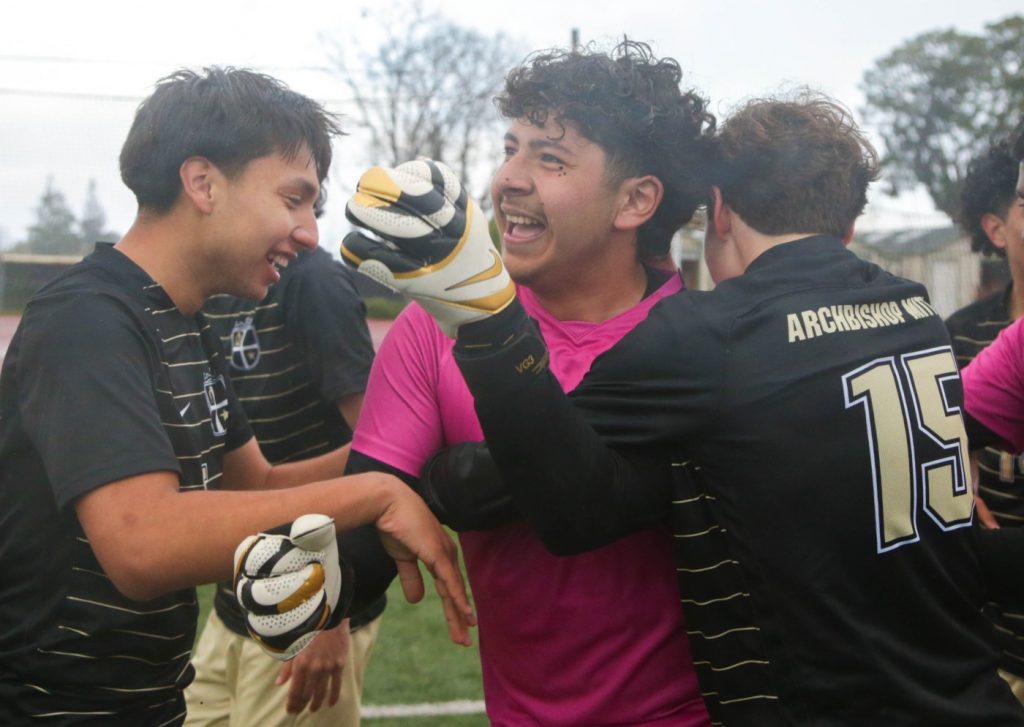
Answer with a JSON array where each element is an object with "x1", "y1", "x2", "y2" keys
[{"x1": 100, "y1": 548, "x2": 176, "y2": 602}]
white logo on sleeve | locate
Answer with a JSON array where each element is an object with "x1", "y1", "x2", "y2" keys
[
  {"x1": 203, "y1": 371, "x2": 230, "y2": 437},
  {"x1": 230, "y1": 316, "x2": 261, "y2": 371}
]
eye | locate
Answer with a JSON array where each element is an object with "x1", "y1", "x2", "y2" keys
[
  {"x1": 502, "y1": 145, "x2": 517, "y2": 160},
  {"x1": 284, "y1": 195, "x2": 302, "y2": 209},
  {"x1": 540, "y1": 153, "x2": 565, "y2": 166}
]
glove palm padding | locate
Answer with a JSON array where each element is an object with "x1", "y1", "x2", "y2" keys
[{"x1": 342, "y1": 159, "x2": 515, "y2": 337}]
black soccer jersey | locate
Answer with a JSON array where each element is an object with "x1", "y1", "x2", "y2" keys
[
  {"x1": 203, "y1": 246, "x2": 380, "y2": 635},
  {"x1": 946, "y1": 284, "x2": 1024, "y2": 679},
  {"x1": 454, "y1": 236, "x2": 1024, "y2": 725},
  {"x1": 0, "y1": 244, "x2": 251, "y2": 726}
]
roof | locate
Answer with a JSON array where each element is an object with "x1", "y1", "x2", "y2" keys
[{"x1": 852, "y1": 226, "x2": 964, "y2": 257}]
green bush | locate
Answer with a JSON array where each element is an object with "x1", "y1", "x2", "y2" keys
[{"x1": 364, "y1": 296, "x2": 409, "y2": 320}]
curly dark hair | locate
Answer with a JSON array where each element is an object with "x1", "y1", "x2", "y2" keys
[
  {"x1": 957, "y1": 140, "x2": 1018, "y2": 257},
  {"x1": 496, "y1": 39, "x2": 716, "y2": 259},
  {"x1": 710, "y1": 93, "x2": 880, "y2": 238}
]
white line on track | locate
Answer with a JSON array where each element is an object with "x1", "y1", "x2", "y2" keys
[{"x1": 363, "y1": 699, "x2": 486, "y2": 718}]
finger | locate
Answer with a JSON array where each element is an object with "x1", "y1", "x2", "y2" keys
[
  {"x1": 308, "y1": 674, "x2": 328, "y2": 713},
  {"x1": 275, "y1": 661, "x2": 293, "y2": 687},
  {"x1": 286, "y1": 672, "x2": 312, "y2": 715},
  {"x1": 341, "y1": 231, "x2": 429, "y2": 273},
  {"x1": 430, "y1": 560, "x2": 476, "y2": 646},
  {"x1": 395, "y1": 560, "x2": 426, "y2": 604},
  {"x1": 327, "y1": 665, "x2": 343, "y2": 707},
  {"x1": 427, "y1": 537, "x2": 475, "y2": 622},
  {"x1": 237, "y1": 563, "x2": 325, "y2": 615}
]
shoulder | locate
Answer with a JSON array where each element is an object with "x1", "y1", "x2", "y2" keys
[
  {"x1": 286, "y1": 247, "x2": 353, "y2": 285},
  {"x1": 945, "y1": 290, "x2": 1007, "y2": 333},
  {"x1": 23, "y1": 282, "x2": 152, "y2": 349}
]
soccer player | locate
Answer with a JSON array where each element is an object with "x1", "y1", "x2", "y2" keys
[
  {"x1": 944, "y1": 139, "x2": 1024, "y2": 702},
  {"x1": 348, "y1": 95, "x2": 1024, "y2": 724},
  {"x1": 188, "y1": 200, "x2": 384, "y2": 725},
  {"x1": 341, "y1": 41, "x2": 714, "y2": 726},
  {"x1": 0, "y1": 67, "x2": 472, "y2": 726}
]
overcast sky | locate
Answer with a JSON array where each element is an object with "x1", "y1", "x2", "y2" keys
[{"x1": 1, "y1": 0, "x2": 1019, "y2": 249}]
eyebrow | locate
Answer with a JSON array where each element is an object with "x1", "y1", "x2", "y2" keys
[{"x1": 504, "y1": 132, "x2": 574, "y2": 156}]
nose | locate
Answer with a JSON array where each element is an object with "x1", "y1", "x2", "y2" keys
[
  {"x1": 492, "y1": 155, "x2": 533, "y2": 199},
  {"x1": 293, "y1": 211, "x2": 319, "y2": 250}
]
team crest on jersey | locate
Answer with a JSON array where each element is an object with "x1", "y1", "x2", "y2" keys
[
  {"x1": 230, "y1": 316, "x2": 261, "y2": 371},
  {"x1": 203, "y1": 371, "x2": 230, "y2": 437}
]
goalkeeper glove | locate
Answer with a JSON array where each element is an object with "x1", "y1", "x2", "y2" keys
[
  {"x1": 342, "y1": 158, "x2": 515, "y2": 337},
  {"x1": 233, "y1": 514, "x2": 350, "y2": 661}
]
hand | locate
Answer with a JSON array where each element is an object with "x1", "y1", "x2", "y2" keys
[
  {"x1": 234, "y1": 514, "x2": 343, "y2": 661},
  {"x1": 976, "y1": 494, "x2": 1000, "y2": 529},
  {"x1": 342, "y1": 158, "x2": 515, "y2": 337},
  {"x1": 276, "y1": 620, "x2": 349, "y2": 714},
  {"x1": 374, "y1": 483, "x2": 476, "y2": 646}
]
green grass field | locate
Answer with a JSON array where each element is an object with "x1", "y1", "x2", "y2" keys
[{"x1": 197, "y1": 570, "x2": 487, "y2": 726}]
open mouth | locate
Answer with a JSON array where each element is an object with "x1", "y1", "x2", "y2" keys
[
  {"x1": 267, "y1": 253, "x2": 292, "y2": 272},
  {"x1": 504, "y1": 212, "x2": 546, "y2": 242}
]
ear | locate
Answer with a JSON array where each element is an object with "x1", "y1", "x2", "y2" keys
[
  {"x1": 179, "y1": 157, "x2": 218, "y2": 215},
  {"x1": 708, "y1": 186, "x2": 731, "y2": 240},
  {"x1": 980, "y1": 212, "x2": 1008, "y2": 250},
  {"x1": 613, "y1": 175, "x2": 663, "y2": 232}
]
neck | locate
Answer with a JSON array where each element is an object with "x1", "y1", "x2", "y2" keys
[
  {"x1": 1008, "y1": 277, "x2": 1024, "y2": 321},
  {"x1": 737, "y1": 228, "x2": 821, "y2": 271},
  {"x1": 530, "y1": 261, "x2": 649, "y2": 323},
  {"x1": 115, "y1": 213, "x2": 206, "y2": 315}
]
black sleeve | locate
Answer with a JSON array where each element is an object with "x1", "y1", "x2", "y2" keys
[
  {"x1": 965, "y1": 410, "x2": 1002, "y2": 451},
  {"x1": 420, "y1": 441, "x2": 520, "y2": 532},
  {"x1": 334, "y1": 449, "x2": 408, "y2": 615},
  {"x1": 450, "y1": 302, "x2": 674, "y2": 555},
  {"x1": 973, "y1": 522, "x2": 1024, "y2": 606},
  {"x1": 286, "y1": 254, "x2": 375, "y2": 403},
  {"x1": 17, "y1": 293, "x2": 181, "y2": 508}
]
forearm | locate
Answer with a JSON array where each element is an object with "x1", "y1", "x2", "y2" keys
[
  {"x1": 263, "y1": 444, "x2": 352, "y2": 489},
  {"x1": 220, "y1": 436, "x2": 353, "y2": 492},
  {"x1": 453, "y1": 303, "x2": 670, "y2": 553},
  {"x1": 76, "y1": 469, "x2": 398, "y2": 601}
]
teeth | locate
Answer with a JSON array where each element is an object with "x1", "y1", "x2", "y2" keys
[
  {"x1": 505, "y1": 214, "x2": 542, "y2": 226},
  {"x1": 268, "y1": 254, "x2": 290, "y2": 270}
]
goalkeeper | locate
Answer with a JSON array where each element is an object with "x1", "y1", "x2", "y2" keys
[
  {"x1": 340, "y1": 40, "x2": 715, "y2": 726},
  {"x1": 346, "y1": 95, "x2": 1024, "y2": 724}
]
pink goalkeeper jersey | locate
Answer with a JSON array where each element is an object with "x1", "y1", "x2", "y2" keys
[
  {"x1": 353, "y1": 275, "x2": 709, "y2": 727},
  {"x1": 962, "y1": 315, "x2": 1024, "y2": 453}
]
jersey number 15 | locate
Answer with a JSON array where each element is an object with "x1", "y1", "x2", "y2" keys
[{"x1": 843, "y1": 347, "x2": 973, "y2": 553}]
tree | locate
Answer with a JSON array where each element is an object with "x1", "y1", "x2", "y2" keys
[
  {"x1": 861, "y1": 15, "x2": 1024, "y2": 219},
  {"x1": 78, "y1": 178, "x2": 115, "y2": 252},
  {"x1": 16, "y1": 178, "x2": 119, "y2": 256},
  {"x1": 22, "y1": 177, "x2": 80, "y2": 255},
  {"x1": 323, "y1": 4, "x2": 523, "y2": 208}
]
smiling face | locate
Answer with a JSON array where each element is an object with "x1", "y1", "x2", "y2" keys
[
  {"x1": 491, "y1": 118, "x2": 631, "y2": 295},
  {"x1": 201, "y1": 147, "x2": 320, "y2": 301}
]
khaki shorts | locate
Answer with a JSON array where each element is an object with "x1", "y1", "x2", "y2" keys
[{"x1": 185, "y1": 610, "x2": 381, "y2": 727}]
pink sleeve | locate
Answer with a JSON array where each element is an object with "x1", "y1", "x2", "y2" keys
[
  {"x1": 351, "y1": 306, "x2": 446, "y2": 478},
  {"x1": 962, "y1": 317, "x2": 1024, "y2": 453}
]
